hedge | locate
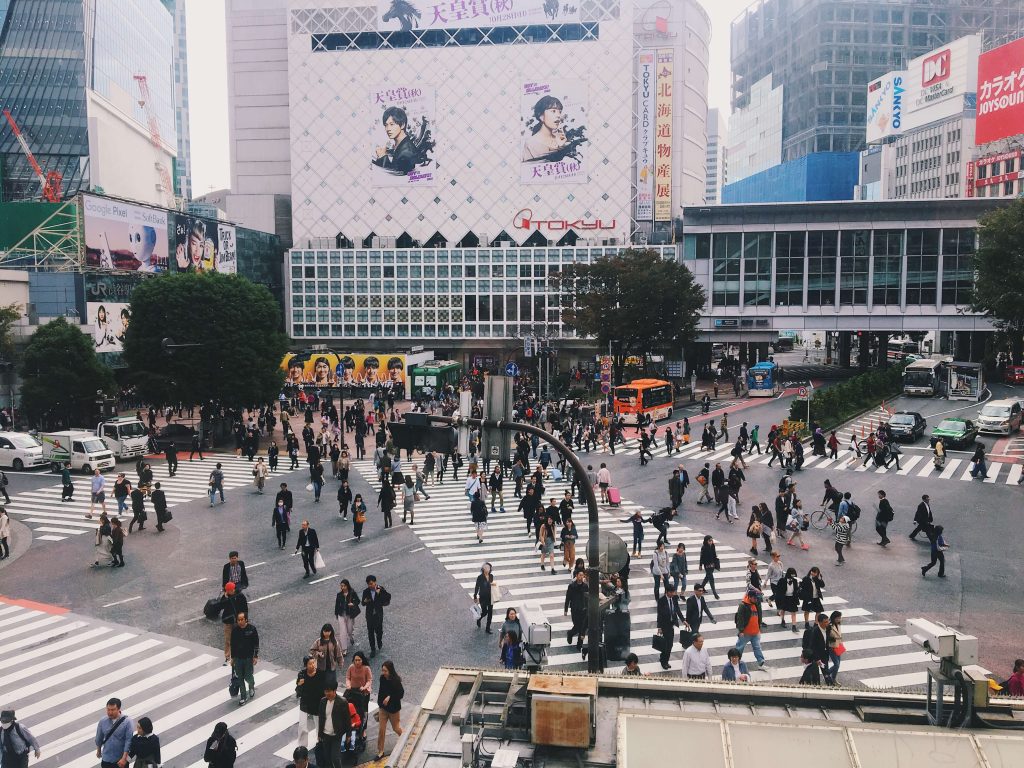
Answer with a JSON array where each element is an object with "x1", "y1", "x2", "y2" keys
[{"x1": 789, "y1": 363, "x2": 907, "y2": 431}]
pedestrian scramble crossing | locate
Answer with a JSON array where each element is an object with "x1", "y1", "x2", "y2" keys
[
  {"x1": 0, "y1": 596, "x2": 374, "y2": 768},
  {"x1": 350, "y1": 460, "x2": 937, "y2": 688},
  {"x1": 4, "y1": 453, "x2": 292, "y2": 544}
]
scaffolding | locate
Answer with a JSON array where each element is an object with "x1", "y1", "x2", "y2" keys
[{"x1": 0, "y1": 198, "x2": 83, "y2": 271}]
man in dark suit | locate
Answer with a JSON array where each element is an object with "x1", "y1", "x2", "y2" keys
[
  {"x1": 362, "y1": 575, "x2": 390, "y2": 658},
  {"x1": 655, "y1": 583, "x2": 684, "y2": 670},
  {"x1": 295, "y1": 521, "x2": 320, "y2": 578},
  {"x1": 317, "y1": 677, "x2": 351, "y2": 768},
  {"x1": 685, "y1": 584, "x2": 716, "y2": 634},
  {"x1": 222, "y1": 551, "x2": 249, "y2": 591},
  {"x1": 909, "y1": 494, "x2": 933, "y2": 541},
  {"x1": 802, "y1": 612, "x2": 832, "y2": 684}
]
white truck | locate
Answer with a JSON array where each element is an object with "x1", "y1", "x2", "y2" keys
[
  {"x1": 96, "y1": 417, "x2": 149, "y2": 459},
  {"x1": 39, "y1": 430, "x2": 116, "y2": 473}
]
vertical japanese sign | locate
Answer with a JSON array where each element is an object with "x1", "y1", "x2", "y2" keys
[
  {"x1": 654, "y1": 49, "x2": 674, "y2": 222},
  {"x1": 965, "y1": 160, "x2": 975, "y2": 197},
  {"x1": 635, "y1": 52, "x2": 656, "y2": 221}
]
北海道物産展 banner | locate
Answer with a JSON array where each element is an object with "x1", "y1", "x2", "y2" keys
[
  {"x1": 376, "y1": 0, "x2": 579, "y2": 32},
  {"x1": 370, "y1": 85, "x2": 437, "y2": 187},
  {"x1": 520, "y1": 79, "x2": 588, "y2": 185}
]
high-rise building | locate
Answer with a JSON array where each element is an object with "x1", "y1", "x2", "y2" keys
[
  {"x1": 0, "y1": 0, "x2": 177, "y2": 206},
  {"x1": 730, "y1": 0, "x2": 1024, "y2": 164},
  {"x1": 162, "y1": 0, "x2": 193, "y2": 201},
  {"x1": 726, "y1": 75, "x2": 783, "y2": 183},
  {"x1": 705, "y1": 107, "x2": 727, "y2": 204}
]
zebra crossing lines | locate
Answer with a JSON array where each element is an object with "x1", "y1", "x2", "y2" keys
[
  {"x1": 835, "y1": 407, "x2": 893, "y2": 445},
  {"x1": 348, "y1": 461, "x2": 936, "y2": 689},
  {"x1": 0, "y1": 598, "x2": 318, "y2": 768},
  {"x1": 4, "y1": 453, "x2": 292, "y2": 543}
]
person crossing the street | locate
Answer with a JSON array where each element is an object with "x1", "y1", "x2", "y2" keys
[
  {"x1": 921, "y1": 525, "x2": 949, "y2": 578},
  {"x1": 0, "y1": 709, "x2": 41, "y2": 766},
  {"x1": 296, "y1": 520, "x2": 321, "y2": 579},
  {"x1": 362, "y1": 574, "x2": 390, "y2": 658},
  {"x1": 909, "y1": 494, "x2": 934, "y2": 541},
  {"x1": 93, "y1": 698, "x2": 132, "y2": 768},
  {"x1": 875, "y1": 490, "x2": 894, "y2": 546},
  {"x1": 208, "y1": 463, "x2": 226, "y2": 506},
  {"x1": 229, "y1": 612, "x2": 259, "y2": 705}
]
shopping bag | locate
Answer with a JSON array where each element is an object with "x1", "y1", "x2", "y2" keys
[
  {"x1": 471, "y1": 602, "x2": 482, "y2": 620},
  {"x1": 313, "y1": 550, "x2": 326, "y2": 570}
]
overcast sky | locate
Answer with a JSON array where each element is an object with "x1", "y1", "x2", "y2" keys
[{"x1": 185, "y1": 0, "x2": 750, "y2": 196}]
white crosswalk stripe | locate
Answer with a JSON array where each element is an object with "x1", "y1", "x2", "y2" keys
[
  {"x1": 4, "y1": 453, "x2": 292, "y2": 544},
  {"x1": 350, "y1": 460, "x2": 935, "y2": 688},
  {"x1": 1, "y1": 598, "x2": 371, "y2": 767}
]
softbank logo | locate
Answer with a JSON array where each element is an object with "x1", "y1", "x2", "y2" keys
[{"x1": 923, "y1": 50, "x2": 951, "y2": 86}]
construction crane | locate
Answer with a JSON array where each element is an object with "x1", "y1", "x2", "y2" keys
[
  {"x1": 132, "y1": 74, "x2": 176, "y2": 208},
  {"x1": 2, "y1": 109, "x2": 63, "y2": 202}
]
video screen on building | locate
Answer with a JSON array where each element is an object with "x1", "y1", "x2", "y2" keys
[
  {"x1": 82, "y1": 194, "x2": 169, "y2": 273},
  {"x1": 171, "y1": 214, "x2": 237, "y2": 274}
]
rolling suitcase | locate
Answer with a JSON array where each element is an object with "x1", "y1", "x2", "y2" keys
[{"x1": 607, "y1": 487, "x2": 621, "y2": 506}]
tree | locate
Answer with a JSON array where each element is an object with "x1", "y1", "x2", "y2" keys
[
  {"x1": 550, "y1": 248, "x2": 706, "y2": 385},
  {"x1": 0, "y1": 303, "x2": 21, "y2": 364},
  {"x1": 123, "y1": 272, "x2": 288, "y2": 406},
  {"x1": 19, "y1": 317, "x2": 116, "y2": 428},
  {"x1": 972, "y1": 198, "x2": 1024, "y2": 360}
]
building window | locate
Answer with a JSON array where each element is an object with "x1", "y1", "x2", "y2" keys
[
  {"x1": 807, "y1": 231, "x2": 838, "y2": 306},
  {"x1": 942, "y1": 228, "x2": 976, "y2": 305},
  {"x1": 774, "y1": 232, "x2": 805, "y2": 307},
  {"x1": 743, "y1": 232, "x2": 772, "y2": 307},
  {"x1": 712, "y1": 233, "x2": 741, "y2": 306},
  {"x1": 839, "y1": 230, "x2": 869, "y2": 305},
  {"x1": 906, "y1": 229, "x2": 939, "y2": 306},
  {"x1": 872, "y1": 230, "x2": 903, "y2": 305}
]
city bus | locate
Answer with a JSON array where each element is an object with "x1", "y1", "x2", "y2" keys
[
  {"x1": 746, "y1": 361, "x2": 782, "y2": 397},
  {"x1": 887, "y1": 339, "x2": 921, "y2": 361},
  {"x1": 613, "y1": 379, "x2": 674, "y2": 425},
  {"x1": 903, "y1": 358, "x2": 948, "y2": 397},
  {"x1": 409, "y1": 360, "x2": 463, "y2": 398}
]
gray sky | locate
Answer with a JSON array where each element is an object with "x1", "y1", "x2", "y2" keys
[{"x1": 185, "y1": 0, "x2": 748, "y2": 196}]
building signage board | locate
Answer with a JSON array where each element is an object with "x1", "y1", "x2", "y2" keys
[
  {"x1": 369, "y1": 85, "x2": 437, "y2": 187},
  {"x1": 171, "y1": 214, "x2": 237, "y2": 274},
  {"x1": 865, "y1": 71, "x2": 906, "y2": 143},
  {"x1": 375, "y1": 0, "x2": 579, "y2": 33},
  {"x1": 976, "y1": 36, "x2": 1024, "y2": 145},
  {"x1": 520, "y1": 79, "x2": 588, "y2": 185},
  {"x1": 635, "y1": 52, "x2": 656, "y2": 220},
  {"x1": 653, "y1": 49, "x2": 673, "y2": 222},
  {"x1": 902, "y1": 35, "x2": 980, "y2": 131},
  {"x1": 82, "y1": 194, "x2": 169, "y2": 273}
]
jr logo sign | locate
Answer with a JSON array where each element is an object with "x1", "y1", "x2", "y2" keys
[{"x1": 922, "y1": 50, "x2": 951, "y2": 87}]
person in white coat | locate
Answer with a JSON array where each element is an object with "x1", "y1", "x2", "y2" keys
[
  {"x1": 0, "y1": 507, "x2": 11, "y2": 559},
  {"x1": 650, "y1": 541, "x2": 670, "y2": 602}
]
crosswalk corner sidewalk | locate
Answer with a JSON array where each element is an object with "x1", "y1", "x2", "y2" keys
[{"x1": 0, "y1": 594, "x2": 68, "y2": 615}]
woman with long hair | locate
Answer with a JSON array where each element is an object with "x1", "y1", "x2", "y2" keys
[
  {"x1": 310, "y1": 622, "x2": 344, "y2": 673},
  {"x1": 352, "y1": 493, "x2": 368, "y2": 541},
  {"x1": 334, "y1": 579, "x2": 359, "y2": 655},
  {"x1": 376, "y1": 660, "x2": 405, "y2": 760},
  {"x1": 473, "y1": 562, "x2": 494, "y2": 633}
]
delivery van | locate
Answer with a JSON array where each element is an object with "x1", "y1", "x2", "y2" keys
[{"x1": 39, "y1": 430, "x2": 116, "y2": 473}]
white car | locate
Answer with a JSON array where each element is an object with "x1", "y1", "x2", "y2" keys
[{"x1": 0, "y1": 431, "x2": 48, "y2": 470}]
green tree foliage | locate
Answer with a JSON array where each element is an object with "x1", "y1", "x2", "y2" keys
[
  {"x1": 972, "y1": 199, "x2": 1024, "y2": 357},
  {"x1": 0, "y1": 302, "x2": 22, "y2": 363},
  {"x1": 789, "y1": 364, "x2": 906, "y2": 429},
  {"x1": 20, "y1": 317, "x2": 116, "y2": 428},
  {"x1": 550, "y1": 248, "x2": 705, "y2": 384},
  {"x1": 123, "y1": 272, "x2": 288, "y2": 406}
]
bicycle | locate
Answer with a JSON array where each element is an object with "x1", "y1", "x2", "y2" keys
[{"x1": 810, "y1": 507, "x2": 858, "y2": 534}]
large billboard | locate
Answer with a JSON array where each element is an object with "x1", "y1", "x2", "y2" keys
[
  {"x1": 865, "y1": 71, "x2": 906, "y2": 143},
  {"x1": 375, "y1": 0, "x2": 579, "y2": 32},
  {"x1": 82, "y1": 194, "x2": 169, "y2": 272},
  {"x1": 902, "y1": 35, "x2": 980, "y2": 131},
  {"x1": 84, "y1": 273, "x2": 139, "y2": 356},
  {"x1": 635, "y1": 52, "x2": 656, "y2": 221},
  {"x1": 653, "y1": 49, "x2": 673, "y2": 222},
  {"x1": 282, "y1": 352, "x2": 407, "y2": 388},
  {"x1": 976, "y1": 36, "x2": 1024, "y2": 145},
  {"x1": 370, "y1": 85, "x2": 437, "y2": 187},
  {"x1": 520, "y1": 79, "x2": 588, "y2": 185},
  {"x1": 172, "y1": 214, "x2": 237, "y2": 274}
]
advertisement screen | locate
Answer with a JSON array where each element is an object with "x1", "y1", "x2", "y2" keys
[
  {"x1": 976, "y1": 37, "x2": 1024, "y2": 145},
  {"x1": 282, "y1": 352, "x2": 407, "y2": 389},
  {"x1": 85, "y1": 273, "x2": 139, "y2": 355},
  {"x1": 375, "y1": 0, "x2": 579, "y2": 32},
  {"x1": 865, "y1": 71, "x2": 906, "y2": 143},
  {"x1": 520, "y1": 79, "x2": 588, "y2": 185},
  {"x1": 82, "y1": 194, "x2": 169, "y2": 272},
  {"x1": 653, "y1": 49, "x2": 673, "y2": 222},
  {"x1": 370, "y1": 85, "x2": 437, "y2": 187},
  {"x1": 172, "y1": 214, "x2": 238, "y2": 274},
  {"x1": 635, "y1": 52, "x2": 656, "y2": 221}
]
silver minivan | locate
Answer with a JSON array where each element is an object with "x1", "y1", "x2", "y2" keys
[{"x1": 977, "y1": 399, "x2": 1023, "y2": 435}]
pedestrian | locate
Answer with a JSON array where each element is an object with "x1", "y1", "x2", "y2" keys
[
  {"x1": 362, "y1": 574, "x2": 390, "y2": 657},
  {"x1": 909, "y1": 494, "x2": 934, "y2": 541},
  {"x1": 696, "y1": 463, "x2": 713, "y2": 504},
  {"x1": 252, "y1": 457, "x2": 268, "y2": 494},
  {"x1": 622, "y1": 509, "x2": 648, "y2": 557},
  {"x1": 401, "y1": 482, "x2": 416, "y2": 525},
  {"x1": 885, "y1": 440, "x2": 902, "y2": 470},
  {"x1": 337, "y1": 480, "x2": 353, "y2": 520},
  {"x1": 271, "y1": 499, "x2": 291, "y2": 549},
  {"x1": 128, "y1": 486, "x2": 147, "y2": 534},
  {"x1": 970, "y1": 443, "x2": 989, "y2": 479},
  {"x1": 310, "y1": 623, "x2": 344, "y2": 674},
  {"x1": 165, "y1": 441, "x2": 178, "y2": 477},
  {"x1": 596, "y1": 463, "x2": 611, "y2": 504},
  {"x1": 61, "y1": 460, "x2": 74, "y2": 501},
  {"x1": 669, "y1": 542, "x2": 688, "y2": 594},
  {"x1": 296, "y1": 520, "x2": 320, "y2": 578},
  {"x1": 487, "y1": 466, "x2": 504, "y2": 513},
  {"x1": 668, "y1": 469, "x2": 684, "y2": 510},
  {"x1": 376, "y1": 660, "x2": 405, "y2": 760},
  {"x1": 414, "y1": 463, "x2": 429, "y2": 500},
  {"x1": 720, "y1": 412, "x2": 729, "y2": 441},
  {"x1": 831, "y1": 515, "x2": 851, "y2": 566},
  {"x1": 352, "y1": 494, "x2": 367, "y2": 541},
  {"x1": 334, "y1": 579, "x2": 359, "y2": 656},
  {"x1": 538, "y1": 513, "x2": 557, "y2": 573},
  {"x1": 94, "y1": 697, "x2": 133, "y2": 768},
  {"x1": 92, "y1": 513, "x2": 113, "y2": 567},
  {"x1": 268, "y1": 441, "x2": 279, "y2": 472},
  {"x1": 315, "y1": 677, "x2": 350, "y2": 768},
  {"x1": 745, "y1": 508, "x2": 764, "y2": 556},
  {"x1": 785, "y1": 499, "x2": 810, "y2": 550},
  {"x1": 778, "y1": 567, "x2": 800, "y2": 631},
  {"x1": 109, "y1": 518, "x2": 125, "y2": 567},
  {"x1": 875, "y1": 490, "x2": 894, "y2": 546},
  {"x1": 766, "y1": 549, "x2": 785, "y2": 609},
  {"x1": 88, "y1": 468, "x2": 107, "y2": 519},
  {"x1": 378, "y1": 480, "x2": 396, "y2": 529},
  {"x1": 733, "y1": 587, "x2": 768, "y2": 668},
  {"x1": 650, "y1": 540, "x2": 670, "y2": 601},
  {"x1": 561, "y1": 518, "x2": 578, "y2": 569},
  {"x1": 0, "y1": 507, "x2": 9, "y2": 560},
  {"x1": 113, "y1": 473, "x2": 131, "y2": 516},
  {"x1": 655, "y1": 583, "x2": 683, "y2": 670},
  {"x1": 564, "y1": 570, "x2": 589, "y2": 654},
  {"x1": 722, "y1": 648, "x2": 750, "y2": 682},
  {"x1": 0, "y1": 709, "x2": 41, "y2": 766},
  {"x1": 921, "y1": 525, "x2": 949, "y2": 578},
  {"x1": 190, "y1": 430, "x2": 205, "y2": 461},
  {"x1": 208, "y1": 463, "x2": 225, "y2": 506},
  {"x1": 698, "y1": 535, "x2": 721, "y2": 599},
  {"x1": 801, "y1": 567, "x2": 826, "y2": 629},
  {"x1": 474, "y1": 562, "x2": 494, "y2": 633},
  {"x1": 681, "y1": 633, "x2": 713, "y2": 679},
  {"x1": 295, "y1": 655, "x2": 326, "y2": 750},
  {"x1": 470, "y1": 491, "x2": 488, "y2": 544},
  {"x1": 827, "y1": 430, "x2": 839, "y2": 459},
  {"x1": 827, "y1": 610, "x2": 845, "y2": 683},
  {"x1": 848, "y1": 432, "x2": 861, "y2": 459},
  {"x1": 803, "y1": 612, "x2": 832, "y2": 685},
  {"x1": 202, "y1": 722, "x2": 236, "y2": 767},
  {"x1": 229, "y1": 612, "x2": 259, "y2": 704},
  {"x1": 128, "y1": 716, "x2": 161, "y2": 767},
  {"x1": 684, "y1": 584, "x2": 715, "y2": 634}
]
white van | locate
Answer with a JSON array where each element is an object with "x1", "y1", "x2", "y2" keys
[
  {"x1": 39, "y1": 430, "x2": 116, "y2": 473},
  {"x1": 0, "y1": 431, "x2": 48, "y2": 470},
  {"x1": 977, "y1": 399, "x2": 1023, "y2": 435}
]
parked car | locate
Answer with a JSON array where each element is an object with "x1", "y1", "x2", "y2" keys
[
  {"x1": 1004, "y1": 365, "x2": 1024, "y2": 384},
  {"x1": 0, "y1": 431, "x2": 48, "y2": 470},
  {"x1": 929, "y1": 417, "x2": 979, "y2": 449},
  {"x1": 151, "y1": 424, "x2": 209, "y2": 454},
  {"x1": 887, "y1": 411, "x2": 927, "y2": 442}
]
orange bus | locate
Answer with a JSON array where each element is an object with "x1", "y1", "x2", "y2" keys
[{"x1": 613, "y1": 379, "x2": 675, "y2": 425}]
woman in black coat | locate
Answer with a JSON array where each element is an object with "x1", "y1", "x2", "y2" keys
[
  {"x1": 203, "y1": 722, "x2": 236, "y2": 767},
  {"x1": 473, "y1": 562, "x2": 494, "y2": 632},
  {"x1": 698, "y1": 535, "x2": 721, "y2": 599},
  {"x1": 376, "y1": 660, "x2": 405, "y2": 760},
  {"x1": 800, "y1": 567, "x2": 826, "y2": 629}
]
